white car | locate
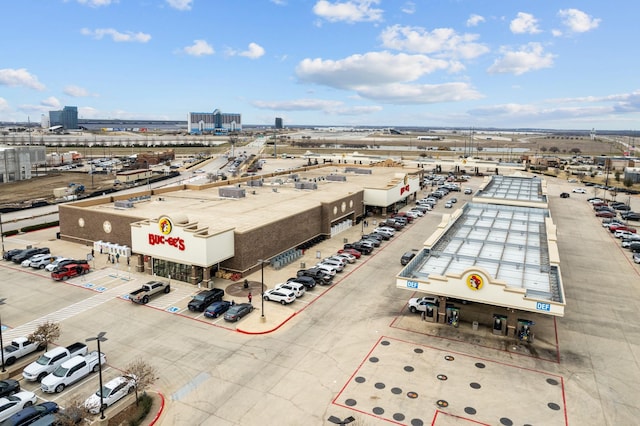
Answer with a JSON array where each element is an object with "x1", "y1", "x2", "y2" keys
[
  {"x1": 334, "y1": 253, "x2": 356, "y2": 264},
  {"x1": 373, "y1": 228, "x2": 394, "y2": 239},
  {"x1": 274, "y1": 282, "x2": 305, "y2": 298},
  {"x1": 0, "y1": 391, "x2": 37, "y2": 422},
  {"x1": 84, "y1": 375, "x2": 136, "y2": 414},
  {"x1": 30, "y1": 254, "x2": 60, "y2": 269},
  {"x1": 588, "y1": 198, "x2": 605, "y2": 204},
  {"x1": 405, "y1": 211, "x2": 420, "y2": 219},
  {"x1": 263, "y1": 289, "x2": 296, "y2": 305},
  {"x1": 408, "y1": 209, "x2": 424, "y2": 217},
  {"x1": 21, "y1": 253, "x2": 49, "y2": 267},
  {"x1": 615, "y1": 230, "x2": 634, "y2": 239},
  {"x1": 44, "y1": 258, "x2": 71, "y2": 272},
  {"x1": 572, "y1": 188, "x2": 586, "y2": 193},
  {"x1": 322, "y1": 258, "x2": 345, "y2": 272},
  {"x1": 315, "y1": 262, "x2": 340, "y2": 275},
  {"x1": 634, "y1": 253, "x2": 640, "y2": 264}
]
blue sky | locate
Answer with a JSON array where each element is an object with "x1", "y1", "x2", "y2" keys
[{"x1": 0, "y1": 0, "x2": 635, "y2": 130}]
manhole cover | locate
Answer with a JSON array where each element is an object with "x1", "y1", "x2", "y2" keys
[{"x1": 407, "y1": 391, "x2": 418, "y2": 399}]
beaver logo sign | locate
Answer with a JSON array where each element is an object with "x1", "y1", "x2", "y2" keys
[
  {"x1": 466, "y1": 273, "x2": 484, "y2": 291},
  {"x1": 159, "y1": 216, "x2": 173, "y2": 235}
]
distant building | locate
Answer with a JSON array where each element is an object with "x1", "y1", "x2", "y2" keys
[
  {"x1": 49, "y1": 106, "x2": 78, "y2": 130},
  {"x1": 40, "y1": 114, "x2": 50, "y2": 129},
  {"x1": 0, "y1": 146, "x2": 46, "y2": 183},
  {"x1": 188, "y1": 109, "x2": 242, "y2": 134},
  {"x1": 275, "y1": 117, "x2": 283, "y2": 129}
]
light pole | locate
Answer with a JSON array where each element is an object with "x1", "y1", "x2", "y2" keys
[
  {"x1": 0, "y1": 298, "x2": 6, "y2": 373},
  {"x1": 257, "y1": 259, "x2": 268, "y2": 318},
  {"x1": 86, "y1": 332, "x2": 107, "y2": 420},
  {"x1": 0, "y1": 213, "x2": 5, "y2": 257}
]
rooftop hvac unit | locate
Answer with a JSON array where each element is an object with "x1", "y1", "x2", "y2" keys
[
  {"x1": 114, "y1": 200, "x2": 134, "y2": 209},
  {"x1": 218, "y1": 187, "x2": 246, "y2": 198}
]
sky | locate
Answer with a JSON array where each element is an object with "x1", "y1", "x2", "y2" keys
[{"x1": 0, "y1": 0, "x2": 636, "y2": 130}]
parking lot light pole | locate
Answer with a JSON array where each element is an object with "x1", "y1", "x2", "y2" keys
[
  {"x1": 0, "y1": 298, "x2": 5, "y2": 373},
  {"x1": 0, "y1": 213, "x2": 5, "y2": 257},
  {"x1": 257, "y1": 259, "x2": 269, "y2": 319},
  {"x1": 86, "y1": 332, "x2": 107, "y2": 420}
]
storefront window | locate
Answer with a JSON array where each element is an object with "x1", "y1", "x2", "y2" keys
[{"x1": 152, "y1": 259, "x2": 202, "y2": 283}]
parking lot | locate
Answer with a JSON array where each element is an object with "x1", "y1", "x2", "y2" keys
[{"x1": 1, "y1": 174, "x2": 639, "y2": 425}]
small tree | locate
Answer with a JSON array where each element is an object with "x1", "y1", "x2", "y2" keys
[
  {"x1": 55, "y1": 398, "x2": 86, "y2": 426},
  {"x1": 549, "y1": 146, "x2": 559, "y2": 153},
  {"x1": 124, "y1": 358, "x2": 159, "y2": 406},
  {"x1": 28, "y1": 321, "x2": 61, "y2": 351},
  {"x1": 624, "y1": 177, "x2": 634, "y2": 188},
  {"x1": 614, "y1": 171, "x2": 621, "y2": 182}
]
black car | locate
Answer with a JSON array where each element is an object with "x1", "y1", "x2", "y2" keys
[
  {"x1": 188, "y1": 288, "x2": 225, "y2": 312},
  {"x1": 400, "y1": 251, "x2": 416, "y2": 266},
  {"x1": 296, "y1": 268, "x2": 333, "y2": 285},
  {"x1": 2, "y1": 401, "x2": 58, "y2": 426},
  {"x1": 343, "y1": 243, "x2": 372, "y2": 255},
  {"x1": 628, "y1": 242, "x2": 640, "y2": 253},
  {"x1": 287, "y1": 276, "x2": 316, "y2": 289},
  {"x1": 622, "y1": 212, "x2": 640, "y2": 221},
  {"x1": 0, "y1": 379, "x2": 20, "y2": 398},
  {"x1": 12, "y1": 247, "x2": 50, "y2": 264},
  {"x1": 2, "y1": 249, "x2": 23, "y2": 261},
  {"x1": 560, "y1": 192, "x2": 570, "y2": 198}
]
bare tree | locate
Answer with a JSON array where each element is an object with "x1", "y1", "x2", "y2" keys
[
  {"x1": 28, "y1": 321, "x2": 61, "y2": 351},
  {"x1": 124, "y1": 358, "x2": 159, "y2": 406},
  {"x1": 54, "y1": 398, "x2": 86, "y2": 425}
]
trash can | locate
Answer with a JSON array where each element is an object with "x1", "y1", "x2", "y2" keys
[
  {"x1": 472, "y1": 321, "x2": 479, "y2": 331},
  {"x1": 300, "y1": 262, "x2": 306, "y2": 269},
  {"x1": 56, "y1": 232, "x2": 60, "y2": 239}
]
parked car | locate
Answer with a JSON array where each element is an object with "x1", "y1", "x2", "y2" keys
[
  {"x1": 634, "y1": 253, "x2": 640, "y2": 264},
  {"x1": 51, "y1": 263, "x2": 90, "y2": 281},
  {"x1": 44, "y1": 258, "x2": 72, "y2": 272},
  {"x1": 333, "y1": 253, "x2": 356, "y2": 264},
  {"x1": 450, "y1": 197, "x2": 458, "y2": 203},
  {"x1": 622, "y1": 236, "x2": 640, "y2": 247},
  {"x1": 628, "y1": 242, "x2": 640, "y2": 252},
  {"x1": 314, "y1": 262, "x2": 339, "y2": 276},
  {"x1": 29, "y1": 255, "x2": 60, "y2": 269},
  {"x1": 203, "y1": 301, "x2": 233, "y2": 319},
  {"x1": 263, "y1": 289, "x2": 296, "y2": 305},
  {"x1": 188, "y1": 289, "x2": 225, "y2": 312},
  {"x1": 559, "y1": 192, "x2": 570, "y2": 198},
  {"x1": 0, "y1": 380, "x2": 20, "y2": 398},
  {"x1": 274, "y1": 282, "x2": 305, "y2": 298},
  {"x1": 595, "y1": 211, "x2": 616, "y2": 218},
  {"x1": 400, "y1": 252, "x2": 416, "y2": 266},
  {"x1": 337, "y1": 248, "x2": 362, "y2": 259},
  {"x1": 408, "y1": 296, "x2": 439, "y2": 313},
  {"x1": 444, "y1": 201, "x2": 453, "y2": 208},
  {"x1": 2, "y1": 249, "x2": 23, "y2": 261},
  {"x1": 286, "y1": 276, "x2": 316, "y2": 290},
  {"x1": 572, "y1": 188, "x2": 586, "y2": 193},
  {"x1": 624, "y1": 212, "x2": 640, "y2": 221},
  {"x1": 21, "y1": 254, "x2": 49, "y2": 268},
  {"x1": 324, "y1": 256, "x2": 347, "y2": 269},
  {"x1": 84, "y1": 375, "x2": 136, "y2": 414},
  {"x1": 464, "y1": 188, "x2": 473, "y2": 194},
  {"x1": 12, "y1": 248, "x2": 50, "y2": 264},
  {"x1": 296, "y1": 268, "x2": 333, "y2": 284},
  {"x1": 223, "y1": 303, "x2": 253, "y2": 322},
  {"x1": 0, "y1": 401, "x2": 58, "y2": 426},
  {"x1": 0, "y1": 392, "x2": 37, "y2": 422}
]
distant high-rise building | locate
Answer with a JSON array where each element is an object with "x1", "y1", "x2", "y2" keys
[
  {"x1": 40, "y1": 114, "x2": 50, "y2": 129},
  {"x1": 188, "y1": 108, "x2": 242, "y2": 134},
  {"x1": 49, "y1": 106, "x2": 78, "y2": 130},
  {"x1": 275, "y1": 117, "x2": 283, "y2": 129}
]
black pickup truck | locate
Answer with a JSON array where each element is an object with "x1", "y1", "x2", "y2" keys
[{"x1": 188, "y1": 288, "x2": 225, "y2": 312}]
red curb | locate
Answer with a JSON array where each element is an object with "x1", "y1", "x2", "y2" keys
[{"x1": 149, "y1": 391, "x2": 165, "y2": 426}]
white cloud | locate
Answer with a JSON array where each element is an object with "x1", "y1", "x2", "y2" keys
[
  {"x1": 166, "y1": 0, "x2": 192, "y2": 11},
  {"x1": 183, "y1": 40, "x2": 214, "y2": 56},
  {"x1": 466, "y1": 14, "x2": 485, "y2": 27},
  {"x1": 0, "y1": 68, "x2": 46, "y2": 90},
  {"x1": 40, "y1": 97, "x2": 61, "y2": 108},
  {"x1": 380, "y1": 25, "x2": 489, "y2": 60},
  {"x1": 64, "y1": 85, "x2": 95, "y2": 97},
  {"x1": 270, "y1": 0, "x2": 286, "y2": 5},
  {"x1": 80, "y1": 28, "x2": 151, "y2": 43},
  {"x1": 487, "y1": 42, "x2": 555, "y2": 75},
  {"x1": 510, "y1": 12, "x2": 541, "y2": 34},
  {"x1": 551, "y1": 29, "x2": 563, "y2": 37},
  {"x1": 76, "y1": 0, "x2": 114, "y2": 7},
  {"x1": 297, "y1": 51, "x2": 450, "y2": 89},
  {"x1": 558, "y1": 9, "x2": 600, "y2": 33},
  {"x1": 313, "y1": 0, "x2": 383, "y2": 23},
  {"x1": 401, "y1": 2, "x2": 415, "y2": 15},
  {"x1": 253, "y1": 99, "x2": 344, "y2": 111},
  {"x1": 0, "y1": 98, "x2": 9, "y2": 112},
  {"x1": 238, "y1": 43, "x2": 265, "y2": 59},
  {"x1": 296, "y1": 51, "x2": 481, "y2": 104}
]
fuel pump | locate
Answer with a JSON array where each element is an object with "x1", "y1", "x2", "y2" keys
[
  {"x1": 421, "y1": 303, "x2": 436, "y2": 322},
  {"x1": 446, "y1": 307, "x2": 460, "y2": 328},
  {"x1": 517, "y1": 319, "x2": 535, "y2": 342},
  {"x1": 492, "y1": 314, "x2": 507, "y2": 335}
]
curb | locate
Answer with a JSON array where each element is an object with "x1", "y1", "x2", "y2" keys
[{"x1": 148, "y1": 391, "x2": 165, "y2": 426}]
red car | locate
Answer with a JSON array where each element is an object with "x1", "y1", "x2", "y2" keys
[
  {"x1": 51, "y1": 263, "x2": 90, "y2": 281},
  {"x1": 608, "y1": 224, "x2": 637, "y2": 233},
  {"x1": 337, "y1": 248, "x2": 362, "y2": 259},
  {"x1": 595, "y1": 211, "x2": 616, "y2": 218}
]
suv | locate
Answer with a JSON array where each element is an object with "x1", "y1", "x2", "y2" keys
[
  {"x1": 12, "y1": 247, "x2": 50, "y2": 263},
  {"x1": 286, "y1": 276, "x2": 316, "y2": 289},
  {"x1": 274, "y1": 282, "x2": 305, "y2": 298},
  {"x1": 401, "y1": 251, "x2": 416, "y2": 266},
  {"x1": 188, "y1": 289, "x2": 225, "y2": 312},
  {"x1": 263, "y1": 289, "x2": 296, "y2": 305},
  {"x1": 297, "y1": 268, "x2": 333, "y2": 285}
]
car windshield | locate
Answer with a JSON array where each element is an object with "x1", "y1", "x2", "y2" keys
[
  {"x1": 96, "y1": 385, "x2": 114, "y2": 398},
  {"x1": 193, "y1": 295, "x2": 206, "y2": 301},
  {"x1": 52, "y1": 366, "x2": 69, "y2": 377},
  {"x1": 36, "y1": 355, "x2": 51, "y2": 366}
]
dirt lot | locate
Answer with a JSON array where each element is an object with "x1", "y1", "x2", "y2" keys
[{"x1": 0, "y1": 171, "x2": 116, "y2": 206}]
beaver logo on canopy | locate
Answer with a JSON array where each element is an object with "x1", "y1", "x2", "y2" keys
[{"x1": 466, "y1": 274, "x2": 483, "y2": 291}]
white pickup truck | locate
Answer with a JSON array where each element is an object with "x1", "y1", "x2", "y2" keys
[
  {"x1": 1, "y1": 337, "x2": 44, "y2": 367},
  {"x1": 40, "y1": 351, "x2": 107, "y2": 393},
  {"x1": 22, "y1": 342, "x2": 87, "y2": 382}
]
